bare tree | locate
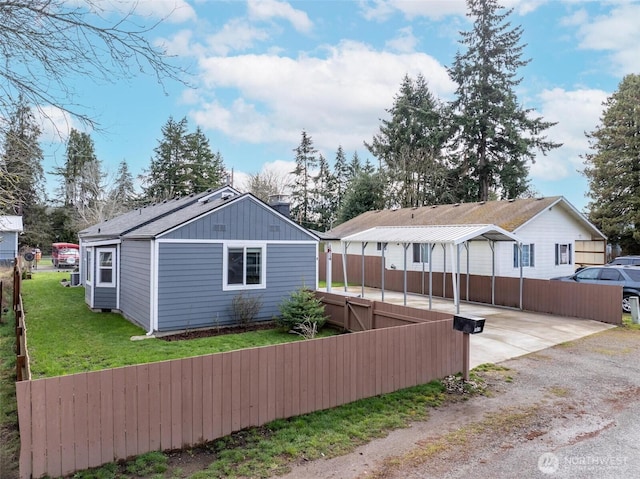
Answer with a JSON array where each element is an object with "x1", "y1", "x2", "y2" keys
[
  {"x1": 246, "y1": 166, "x2": 292, "y2": 202},
  {"x1": 0, "y1": 0, "x2": 186, "y2": 134}
]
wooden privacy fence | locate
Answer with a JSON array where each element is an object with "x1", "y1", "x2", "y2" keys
[
  {"x1": 320, "y1": 252, "x2": 621, "y2": 325},
  {"x1": 16, "y1": 298, "x2": 462, "y2": 479}
]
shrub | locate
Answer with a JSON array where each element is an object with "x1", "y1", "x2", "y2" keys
[
  {"x1": 230, "y1": 293, "x2": 263, "y2": 327},
  {"x1": 276, "y1": 288, "x2": 327, "y2": 336}
]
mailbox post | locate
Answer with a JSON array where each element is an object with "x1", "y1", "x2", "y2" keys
[{"x1": 453, "y1": 315, "x2": 485, "y2": 380}]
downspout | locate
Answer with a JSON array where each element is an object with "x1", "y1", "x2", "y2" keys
[{"x1": 147, "y1": 239, "x2": 157, "y2": 336}]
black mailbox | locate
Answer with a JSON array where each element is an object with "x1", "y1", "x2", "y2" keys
[{"x1": 453, "y1": 315, "x2": 485, "y2": 334}]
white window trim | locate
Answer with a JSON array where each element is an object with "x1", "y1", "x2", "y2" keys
[
  {"x1": 96, "y1": 247, "x2": 116, "y2": 287},
  {"x1": 514, "y1": 243, "x2": 535, "y2": 268},
  {"x1": 85, "y1": 248, "x2": 94, "y2": 285},
  {"x1": 222, "y1": 242, "x2": 267, "y2": 291}
]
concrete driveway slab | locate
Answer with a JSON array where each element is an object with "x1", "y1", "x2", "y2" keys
[{"x1": 321, "y1": 286, "x2": 616, "y2": 368}]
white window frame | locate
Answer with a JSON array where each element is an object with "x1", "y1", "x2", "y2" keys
[
  {"x1": 96, "y1": 247, "x2": 116, "y2": 287},
  {"x1": 514, "y1": 244, "x2": 535, "y2": 268},
  {"x1": 412, "y1": 243, "x2": 429, "y2": 264},
  {"x1": 223, "y1": 242, "x2": 267, "y2": 291},
  {"x1": 85, "y1": 248, "x2": 93, "y2": 284},
  {"x1": 555, "y1": 243, "x2": 572, "y2": 265}
]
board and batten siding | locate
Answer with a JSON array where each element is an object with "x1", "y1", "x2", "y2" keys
[
  {"x1": 156, "y1": 242, "x2": 317, "y2": 332},
  {"x1": 119, "y1": 240, "x2": 152, "y2": 330},
  {"x1": 160, "y1": 199, "x2": 313, "y2": 242},
  {"x1": 0, "y1": 231, "x2": 18, "y2": 263}
]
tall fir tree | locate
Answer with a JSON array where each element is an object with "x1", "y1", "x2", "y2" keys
[
  {"x1": 333, "y1": 145, "x2": 350, "y2": 213},
  {"x1": 143, "y1": 118, "x2": 226, "y2": 201},
  {"x1": 0, "y1": 96, "x2": 46, "y2": 246},
  {"x1": 290, "y1": 130, "x2": 318, "y2": 229},
  {"x1": 312, "y1": 154, "x2": 337, "y2": 232},
  {"x1": 366, "y1": 73, "x2": 448, "y2": 208},
  {"x1": 111, "y1": 160, "x2": 137, "y2": 207},
  {"x1": 584, "y1": 74, "x2": 640, "y2": 254},
  {"x1": 448, "y1": 0, "x2": 560, "y2": 202},
  {"x1": 337, "y1": 170, "x2": 385, "y2": 225}
]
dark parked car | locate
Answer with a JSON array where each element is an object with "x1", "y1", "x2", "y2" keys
[
  {"x1": 607, "y1": 256, "x2": 640, "y2": 266},
  {"x1": 551, "y1": 265, "x2": 640, "y2": 313}
]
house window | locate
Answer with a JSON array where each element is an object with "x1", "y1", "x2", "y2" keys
[
  {"x1": 97, "y1": 248, "x2": 115, "y2": 287},
  {"x1": 224, "y1": 244, "x2": 266, "y2": 290},
  {"x1": 86, "y1": 249, "x2": 93, "y2": 283},
  {"x1": 514, "y1": 244, "x2": 535, "y2": 268},
  {"x1": 555, "y1": 243, "x2": 572, "y2": 265},
  {"x1": 412, "y1": 243, "x2": 429, "y2": 263}
]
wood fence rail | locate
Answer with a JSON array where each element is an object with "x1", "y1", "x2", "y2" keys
[{"x1": 17, "y1": 295, "x2": 462, "y2": 479}]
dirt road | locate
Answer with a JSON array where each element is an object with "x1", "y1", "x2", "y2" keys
[{"x1": 282, "y1": 327, "x2": 640, "y2": 479}]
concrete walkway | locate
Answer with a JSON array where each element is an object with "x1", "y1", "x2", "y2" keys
[{"x1": 320, "y1": 286, "x2": 616, "y2": 368}]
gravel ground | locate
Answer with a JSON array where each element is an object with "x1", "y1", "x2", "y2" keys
[{"x1": 281, "y1": 327, "x2": 640, "y2": 479}]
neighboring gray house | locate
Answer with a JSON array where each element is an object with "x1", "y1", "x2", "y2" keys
[
  {"x1": 78, "y1": 187, "x2": 319, "y2": 333},
  {"x1": 0, "y1": 216, "x2": 23, "y2": 266}
]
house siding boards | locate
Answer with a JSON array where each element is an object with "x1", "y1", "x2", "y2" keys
[
  {"x1": 155, "y1": 242, "x2": 317, "y2": 331},
  {"x1": 0, "y1": 231, "x2": 18, "y2": 264},
  {"x1": 93, "y1": 287, "x2": 117, "y2": 309},
  {"x1": 119, "y1": 240, "x2": 152, "y2": 330}
]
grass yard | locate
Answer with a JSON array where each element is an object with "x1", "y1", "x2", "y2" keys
[{"x1": 22, "y1": 271, "x2": 337, "y2": 379}]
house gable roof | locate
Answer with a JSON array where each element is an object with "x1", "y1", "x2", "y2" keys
[
  {"x1": 0, "y1": 216, "x2": 23, "y2": 232},
  {"x1": 127, "y1": 193, "x2": 319, "y2": 241},
  {"x1": 79, "y1": 186, "x2": 240, "y2": 240},
  {"x1": 326, "y1": 196, "x2": 605, "y2": 241}
]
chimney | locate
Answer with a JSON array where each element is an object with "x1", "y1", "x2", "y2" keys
[{"x1": 268, "y1": 194, "x2": 290, "y2": 218}]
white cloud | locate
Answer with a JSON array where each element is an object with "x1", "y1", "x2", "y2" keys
[
  {"x1": 386, "y1": 26, "x2": 418, "y2": 53},
  {"x1": 191, "y1": 41, "x2": 455, "y2": 154},
  {"x1": 204, "y1": 19, "x2": 270, "y2": 56},
  {"x1": 35, "y1": 106, "x2": 79, "y2": 143},
  {"x1": 530, "y1": 87, "x2": 608, "y2": 181},
  {"x1": 359, "y1": 0, "x2": 544, "y2": 21},
  {"x1": 247, "y1": 0, "x2": 313, "y2": 33},
  {"x1": 573, "y1": 3, "x2": 640, "y2": 74},
  {"x1": 78, "y1": 0, "x2": 196, "y2": 23}
]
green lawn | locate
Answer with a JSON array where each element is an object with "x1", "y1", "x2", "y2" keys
[{"x1": 22, "y1": 271, "x2": 336, "y2": 379}]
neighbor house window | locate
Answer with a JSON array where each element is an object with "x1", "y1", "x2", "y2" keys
[
  {"x1": 412, "y1": 243, "x2": 429, "y2": 263},
  {"x1": 376, "y1": 242, "x2": 387, "y2": 251},
  {"x1": 514, "y1": 244, "x2": 535, "y2": 268},
  {"x1": 555, "y1": 243, "x2": 572, "y2": 265},
  {"x1": 96, "y1": 248, "x2": 116, "y2": 287},
  {"x1": 224, "y1": 244, "x2": 266, "y2": 290}
]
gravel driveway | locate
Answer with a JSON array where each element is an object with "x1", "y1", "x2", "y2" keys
[{"x1": 282, "y1": 326, "x2": 640, "y2": 479}]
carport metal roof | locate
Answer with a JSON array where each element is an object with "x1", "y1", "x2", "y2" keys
[
  {"x1": 334, "y1": 224, "x2": 524, "y2": 314},
  {"x1": 341, "y1": 224, "x2": 521, "y2": 245}
]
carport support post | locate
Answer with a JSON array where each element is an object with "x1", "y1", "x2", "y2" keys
[
  {"x1": 361, "y1": 242, "x2": 367, "y2": 297},
  {"x1": 403, "y1": 243, "x2": 409, "y2": 306},
  {"x1": 463, "y1": 333, "x2": 470, "y2": 381},
  {"x1": 381, "y1": 243, "x2": 387, "y2": 302}
]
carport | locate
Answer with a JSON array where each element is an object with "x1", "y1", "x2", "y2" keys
[{"x1": 336, "y1": 224, "x2": 524, "y2": 314}]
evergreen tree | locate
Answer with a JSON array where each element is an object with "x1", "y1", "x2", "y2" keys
[
  {"x1": 337, "y1": 171, "x2": 385, "y2": 225},
  {"x1": 448, "y1": 0, "x2": 560, "y2": 202},
  {"x1": 347, "y1": 151, "x2": 362, "y2": 183},
  {"x1": 52, "y1": 128, "x2": 104, "y2": 210},
  {"x1": 184, "y1": 127, "x2": 226, "y2": 193},
  {"x1": 143, "y1": 118, "x2": 225, "y2": 201},
  {"x1": 333, "y1": 145, "x2": 350, "y2": 213},
  {"x1": 366, "y1": 73, "x2": 448, "y2": 208},
  {"x1": 312, "y1": 154, "x2": 337, "y2": 232},
  {"x1": 584, "y1": 74, "x2": 640, "y2": 254},
  {"x1": 111, "y1": 160, "x2": 137, "y2": 207},
  {"x1": 290, "y1": 130, "x2": 318, "y2": 229},
  {"x1": 0, "y1": 96, "x2": 46, "y2": 247},
  {"x1": 143, "y1": 117, "x2": 189, "y2": 201},
  {"x1": 0, "y1": 96, "x2": 44, "y2": 215}
]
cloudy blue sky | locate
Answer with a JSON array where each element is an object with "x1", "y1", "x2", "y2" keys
[{"x1": 41, "y1": 0, "x2": 640, "y2": 213}]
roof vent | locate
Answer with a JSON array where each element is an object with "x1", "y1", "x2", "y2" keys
[
  {"x1": 431, "y1": 205, "x2": 437, "y2": 208},
  {"x1": 479, "y1": 201, "x2": 485, "y2": 205},
  {"x1": 221, "y1": 193, "x2": 234, "y2": 200},
  {"x1": 453, "y1": 203, "x2": 460, "y2": 207},
  {"x1": 508, "y1": 198, "x2": 516, "y2": 202}
]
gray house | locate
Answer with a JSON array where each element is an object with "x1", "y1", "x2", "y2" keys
[
  {"x1": 0, "y1": 215, "x2": 23, "y2": 266},
  {"x1": 78, "y1": 187, "x2": 319, "y2": 334}
]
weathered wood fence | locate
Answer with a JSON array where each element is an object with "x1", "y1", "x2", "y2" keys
[
  {"x1": 320, "y1": 252, "x2": 621, "y2": 325},
  {"x1": 16, "y1": 293, "x2": 462, "y2": 479}
]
